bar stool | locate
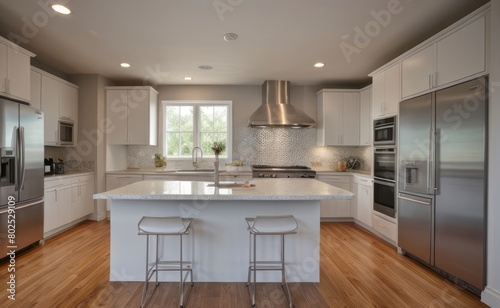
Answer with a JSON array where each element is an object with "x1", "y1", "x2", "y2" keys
[
  {"x1": 138, "y1": 216, "x2": 194, "y2": 308},
  {"x1": 245, "y1": 215, "x2": 298, "y2": 308}
]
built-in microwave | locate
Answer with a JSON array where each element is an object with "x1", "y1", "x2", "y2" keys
[
  {"x1": 59, "y1": 120, "x2": 74, "y2": 146},
  {"x1": 373, "y1": 116, "x2": 396, "y2": 146}
]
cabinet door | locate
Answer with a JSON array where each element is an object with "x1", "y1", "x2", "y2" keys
[
  {"x1": 59, "y1": 83, "x2": 75, "y2": 121},
  {"x1": 402, "y1": 45, "x2": 435, "y2": 98},
  {"x1": 437, "y1": 16, "x2": 485, "y2": 87},
  {"x1": 127, "y1": 90, "x2": 150, "y2": 145},
  {"x1": 371, "y1": 73, "x2": 384, "y2": 119},
  {"x1": 30, "y1": 70, "x2": 42, "y2": 109},
  {"x1": 359, "y1": 87, "x2": 371, "y2": 146},
  {"x1": 71, "y1": 185, "x2": 80, "y2": 221},
  {"x1": 106, "y1": 90, "x2": 128, "y2": 144},
  {"x1": 0, "y1": 43, "x2": 6, "y2": 94},
  {"x1": 319, "y1": 92, "x2": 342, "y2": 146},
  {"x1": 43, "y1": 189, "x2": 59, "y2": 234},
  {"x1": 383, "y1": 63, "x2": 401, "y2": 116},
  {"x1": 341, "y1": 92, "x2": 360, "y2": 145},
  {"x1": 41, "y1": 75, "x2": 60, "y2": 145},
  {"x1": 57, "y1": 185, "x2": 72, "y2": 226},
  {"x1": 357, "y1": 185, "x2": 373, "y2": 227},
  {"x1": 6, "y1": 47, "x2": 30, "y2": 101}
]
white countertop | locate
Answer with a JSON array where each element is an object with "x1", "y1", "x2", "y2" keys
[{"x1": 94, "y1": 178, "x2": 354, "y2": 201}]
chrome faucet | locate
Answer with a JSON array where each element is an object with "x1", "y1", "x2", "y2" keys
[{"x1": 192, "y1": 147, "x2": 203, "y2": 169}]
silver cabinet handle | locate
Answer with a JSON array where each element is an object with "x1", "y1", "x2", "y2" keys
[{"x1": 397, "y1": 195, "x2": 431, "y2": 206}]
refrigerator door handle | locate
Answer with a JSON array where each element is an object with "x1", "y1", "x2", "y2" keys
[
  {"x1": 19, "y1": 126, "x2": 26, "y2": 191},
  {"x1": 427, "y1": 127, "x2": 434, "y2": 194},
  {"x1": 398, "y1": 194, "x2": 431, "y2": 206},
  {"x1": 434, "y1": 128, "x2": 441, "y2": 195}
]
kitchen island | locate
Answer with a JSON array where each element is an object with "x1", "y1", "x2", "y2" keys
[{"x1": 94, "y1": 178, "x2": 353, "y2": 282}]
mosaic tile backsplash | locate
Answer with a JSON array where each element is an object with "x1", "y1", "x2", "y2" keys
[
  {"x1": 44, "y1": 146, "x2": 95, "y2": 173},
  {"x1": 127, "y1": 127, "x2": 372, "y2": 172}
]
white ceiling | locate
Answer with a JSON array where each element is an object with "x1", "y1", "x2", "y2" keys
[{"x1": 0, "y1": 0, "x2": 489, "y2": 86}]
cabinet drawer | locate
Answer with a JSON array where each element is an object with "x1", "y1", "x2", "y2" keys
[
  {"x1": 316, "y1": 175, "x2": 351, "y2": 182},
  {"x1": 71, "y1": 174, "x2": 92, "y2": 185},
  {"x1": 372, "y1": 214, "x2": 397, "y2": 242},
  {"x1": 44, "y1": 178, "x2": 64, "y2": 189},
  {"x1": 353, "y1": 175, "x2": 373, "y2": 186}
]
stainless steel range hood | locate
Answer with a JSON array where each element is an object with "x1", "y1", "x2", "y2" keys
[{"x1": 248, "y1": 80, "x2": 315, "y2": 128}]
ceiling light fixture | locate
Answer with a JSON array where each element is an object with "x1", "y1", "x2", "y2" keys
[
  {"x1": 198, "y1": 65, "x2": 213, "y2": 70},
  {"x1": 120, "y1": 63, "x2": 131, "y2": 68},
  {"x1": 51, "y1": 4, "x2": 71, "y2": 15},
  {"x1": 223, "y1": 33, "x2": 238, "y2": 41},
  {"x1": 314, "y1": 63, "x2": 325, "y2": 68},
  {"x1": 184, "y1": 77, "x2": 192, "y2": 81}
]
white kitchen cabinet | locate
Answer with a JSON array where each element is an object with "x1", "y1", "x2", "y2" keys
[
  {"x1": 44, "y1": 173, "x2": 94, "y2": 237},
  {"x1": 317, "y1": 90, "x2": 360, "y2": 146},
  {"x1": 106, "y1": 87, "x2": 158, "y2": 145},
  {"x1": 436, "y1": 16, "x2": 486, "y2": 87},
  {"x1": 0, "y1": 37, "x2": 34, "y2": 102},
  {"x1": 317, "y1": 174, "x2": 352, "y2": 219},
  {"x1": 373, "y1": 213, "x2": 397, "y2": 243},
  {"x1": 402, "y1": 45, "x2": 435, "y2": 98},
  {"x1": 359, "y1": 86, "x2": 371, "y2": 146},
  {"x1": 402, "y1": 16, "x2": 486, "y2": 99},
  {"x1": 37, "y1": 68, "x2": 79, "y2": 146},
  {"x1": 30, "y1": 69, "x2": 42, "y2": 109},
  {"x1": 41, "y1": 75, "x2": 60, "y2": 145},
  {"x1": 71, "y1": 174, "x2": 94, "y2": 220},
  {"x1": 353, "y1": 176, "x2": 373, "y2": 227},
  {"x1": 371, "y1": 63, "x2": 401, "y2": 119}
]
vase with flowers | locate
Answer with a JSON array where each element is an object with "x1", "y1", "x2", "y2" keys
[{"x1": 211, "y1": 141, "x2": 226, "y2": 186}]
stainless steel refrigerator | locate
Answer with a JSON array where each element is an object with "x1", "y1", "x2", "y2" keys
[
  {"x1": 398, "y1": 77, "x2": 487, "y2": 293},
  {"x1": 0, "y1": 96, "x2": 44, "y2": 258}
]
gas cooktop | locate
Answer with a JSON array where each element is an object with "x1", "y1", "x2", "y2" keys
[{"x1": 251, "y1": 165, "x2": 316, "y2": 178}]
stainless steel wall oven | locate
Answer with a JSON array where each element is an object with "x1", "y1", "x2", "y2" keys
[{"x1": 373, "y1": 147, "x2": 397, "y2": 218}]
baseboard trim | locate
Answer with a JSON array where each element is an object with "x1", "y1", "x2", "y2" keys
[{"x1": 482, "y1": 286, "x2": 500, "y2": 307}]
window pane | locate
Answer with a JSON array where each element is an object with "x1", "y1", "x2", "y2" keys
[
  {"x1": 200, "y1": 133, "x2": 227, "y2": 157},
  {"x1": 200, "y1": 106, "x2": 214, "y2": 132},
  {"x1": 165, "y1": 106, "x2": 180, "y2": 132},
  {"x1": 180, "y1": 106, "x2": 194, "y2": 131},
  {"x1": 214, "y1": 106, "x2": 227, "y2": 131},
  {"x1": 165, "y1": 132, "x2": 180, "y2": 156},
  {"x1": 180, "y1": 133, "x2": 193, "y2": 156}
]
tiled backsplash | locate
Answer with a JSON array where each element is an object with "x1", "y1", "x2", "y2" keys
[
  {"x1": 127, "y1": 127, "x2": 372, "y2": 172},
  {"x1": 44, "y1": 146, "x2": 95, "y2": 173}
]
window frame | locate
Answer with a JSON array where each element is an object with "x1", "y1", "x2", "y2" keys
[{"x1": 160, "y1": 100, "x2": 233, "y2": 162}]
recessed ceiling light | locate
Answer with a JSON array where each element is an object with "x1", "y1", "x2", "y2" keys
[
  {"x1": 184, "y1": 77, "x2": 192, "y2": 81},
  {"x1": 223, "y1": 33, "x2": 238, "y2": 41},
  {"x1": 51, "y1": 4, "x2": 71, "y2": 15},
  {"x1": 198, "y1": 65, "x2": 213, "y2": 70},
  {"x1": 120, "y1": 63, "x2": 130, "y2": 68},
  {"x1": 314, "y1": 63, "x2": 325, "y2": 68}
]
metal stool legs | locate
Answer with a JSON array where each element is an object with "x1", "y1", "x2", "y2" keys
[{"x1": 245, "y1": 215, "x2": 297, "y2": 308}]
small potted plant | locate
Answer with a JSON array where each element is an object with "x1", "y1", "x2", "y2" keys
[{"x1": 153, "y1": 153, "x2": 167, "y2": 170}]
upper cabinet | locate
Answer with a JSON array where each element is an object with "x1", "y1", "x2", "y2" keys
[
  {"x1": 317, "y1": 89, "x2": 361, "y2": 146},
  {"x1": 371, "y1": 63, "x2": 400, "y2": 120},
  {"x1": 30, "y1": 69, "x2": 42, "y2": 109},
  {"x1": 0, "y1": 36, "x2": 35, "y2": 102},
  {"x1": 33, "y1": 67, "x2": 79, "y2": 146},
  {"x1": 359, "y1": 86, "x2": 372, "y2": 146},
  {"x1": 400, "y1": 15, "x2": 487, "y2": 99},
  {"x1": 106, "y1": 86, "x2": 158, "y2": 146}
]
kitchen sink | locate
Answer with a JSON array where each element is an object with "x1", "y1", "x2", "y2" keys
[
  {"x1": 206, "y1": 181, "x2": 255, "y2": 188},
  {"x1": 175, "y1": 168, "x2": 214, "y2": 173}
]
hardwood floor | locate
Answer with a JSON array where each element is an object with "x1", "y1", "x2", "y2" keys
[{"x1": 0, "y1": 220, "x2": 486, "y2": 307}]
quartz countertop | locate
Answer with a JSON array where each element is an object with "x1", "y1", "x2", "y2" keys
[
  {"x1": 106, "y1": 166, "x2": 252, "y2": 175},
  {"x1": 94, "y1": 178, "x2": 354, "y2": 201},
  {"x1": 44, "y1": 171, "x2": 94, "y2": 180}
]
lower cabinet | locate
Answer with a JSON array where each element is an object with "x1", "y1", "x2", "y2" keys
[
  {"x1": 317, "y1": 175, "x2": 352, "y2": 218},
  {"x1": 44, "y1": 173, "x2": 94, "y2": 237},
  {"x1": 352, "y1": 175, "x2": 373, "y2": 227},
  {"x1": 372, "y1": 213, "x2": 397, "y2": 242}
]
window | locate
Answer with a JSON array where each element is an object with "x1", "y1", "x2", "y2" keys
[{"x1": 162, "y1": 100, "x2": 232, "y2": 159}]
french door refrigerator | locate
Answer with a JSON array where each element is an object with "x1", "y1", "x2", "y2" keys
[
  {"x1": 0, "y1": 96, "x2": 44, "y2": 258},
  {"x1": 398, "y1": 76, "x2": 487, "y2": 294}
]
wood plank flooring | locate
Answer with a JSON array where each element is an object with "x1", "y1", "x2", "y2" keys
[{"x1": 0, "y1": 220, "x2": 486, "y2": 307}]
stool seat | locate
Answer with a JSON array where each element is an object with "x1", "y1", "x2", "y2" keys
[
  {"x1": 138, "y1": 216, "x2": 192, "y2": 235},
  {"x1": 246, "y1": 215, "x2": 298, "y2": 234}
]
